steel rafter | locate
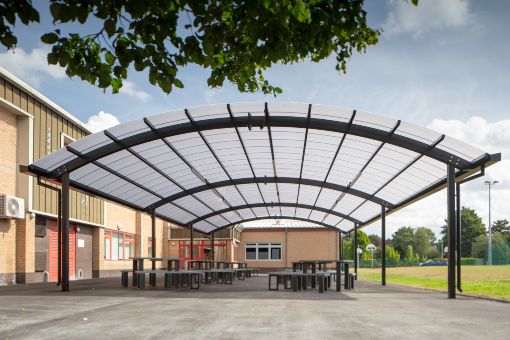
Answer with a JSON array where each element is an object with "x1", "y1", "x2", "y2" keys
[
  {"x1": 327, "y1": 120, "x2": 401, "y2": 225},
  {"x1": 308, "y1": 110, "x2": 357, "y2": 220},
  {"x1": 34, "y1": 114, "x2": 487, "y2": 179},
  {"x1": 148, "y1": 176, "x2": 393, "y2": 210},
  {"x1": 203, "y1": 216, "x2": 349, "y2": 235},
  {"x1": 142, "y1": 118, "x2": 231, "y2": 225},
  {"x1": 264, "y1": 102, "x2": 282, "y2": 216},
  {"x1": 227, "y1": 104, "x2": 270, "y2": 216},
  {"x1": 184, "y1": 109, "x2": 253, "y2": 219},
  {"x1": 103, "y1": 129, "x2": 222, "y2": 229},
  {"x1": 295, "y1": 104, "x2": 311, "y2": 217},
  {"x1": 68, "y1": 143, "x2": 208, "y2": 227},
  {"x1": 339, "y1": 134, "x2": 445, "y2": 228},
  {"x1": 188, "y1": 202, "x2": 360, "y2": 226}
]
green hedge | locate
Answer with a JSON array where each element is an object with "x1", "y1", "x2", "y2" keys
[{"x1": 461, "y1": 258, "x2": 484, "y2": 265}]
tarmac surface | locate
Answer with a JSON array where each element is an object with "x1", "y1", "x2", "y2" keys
[{"x1": 0, "y1": 275, "x2": 509, "y2": 339}]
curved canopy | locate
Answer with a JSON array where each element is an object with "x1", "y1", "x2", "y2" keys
[{"x1": 28, "y1": 102, "x2": 499, "y2": 233}]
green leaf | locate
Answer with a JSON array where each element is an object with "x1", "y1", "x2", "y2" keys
[
  {"x1": 173, "y1": 78, "x2": 184, "y2": 88},
  {"x1": 105, "y1": 51, "x2": 115, "y2": 65},
  {"x1": 104, "y1": 18, "x2": 116, "y2": 37},
  {"x1": 41, "y1": 32, "x2": 59, "y2": 44},
  {"x1": 47, "y1": 52, "x2": 58, "y2": 65}
]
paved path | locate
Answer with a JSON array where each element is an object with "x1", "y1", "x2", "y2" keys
[{"x1": 0, "y1": 277, "x2": 509, "y2": 339}]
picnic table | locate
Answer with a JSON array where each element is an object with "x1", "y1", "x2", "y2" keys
[
  {"x1": 215, "y1": 261, "x2": 247, "y2": 269},
  {"x1": 187, "y1": 259, "x2": 215, "y2": 270},
  {"x1": 128, "y1": 257, "x2": 181, "y2": 286},
  {"x1": 292, "y1": 260, "x2": 354, "y2": 291},
  {"x1": 267, "y1": 271, "x2": 331, "y2": 293}
]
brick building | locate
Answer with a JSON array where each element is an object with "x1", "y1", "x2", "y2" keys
[
  {"x1": 0, "y1": 67, "x2": 340, "y2": 285},
  {"x1": 239, "y1": 220, "x2": 340, "y2": 270},
  {"x1": 0, "y1": 67, "x2": 158, "y2": 284}
]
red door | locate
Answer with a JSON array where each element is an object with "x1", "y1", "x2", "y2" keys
[{"x1": 49, "y1": 221, "x2": 76, "y2": 282}]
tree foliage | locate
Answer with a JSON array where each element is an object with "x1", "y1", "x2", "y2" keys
[
  {"x1": 441, "y1": 206, "x2": 486, "y2": 257},
  {"x1": 0, "y1": 0, "x2": 383, "y2": 95},
  {"x1": 392, "y1": 226, "x2": 415, "y2": 257},
  {"x1": 368, "y1": 234, "x2": 381, "y2": 247},
  {"x1": 492, "y1": 219, "x2": 510, "y2": 235},
  {"x1": 343, "y1": 229, "x2": 371, "y2": 260}
]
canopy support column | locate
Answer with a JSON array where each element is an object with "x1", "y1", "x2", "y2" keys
[
  {"x1": 339, "y1": 232, "x2": 343, "y2": 260},
  {"x1": 353, "y1": 223, "x2": 358, "y2": 280},
  {"x1": 456, "y1": 182, "x2": 462, "y2": 292},
  {"x1": 151, "y1": 210, "x2": 156, "y2": 269},
  {"x1": 61, "y1": 173, "x2": 70, "y2": 292},
  {"x1": 211, "y1": 232, "x2": 215, "y2": 261},
  {"x1": 190, "y1": 224, "x2": 194, "y2": 260},
  {"x1": 447, "y1": 164, "x2": 456, "y2": 299},
  {"x1": 57, "y1": 189, "x2": 62, "y2": 286},
  {"x1": 382, "y1": 205, "x2": 386, "y2": 286}
]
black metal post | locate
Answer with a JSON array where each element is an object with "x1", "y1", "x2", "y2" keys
[
  {"x1": 61, "y1": 173, "x2": 70, "y2": 292},
  {"x1": 344, "y1": 263, "x2": 350, "y2": 290},
  {"x1": 339, "y1": 232, "x2": 343, "y2": 260},
  {"x1": 447, "y1": 164, "x2": 456, "y2": 299},
  {"x1": 211, "y1": 232, "x2": 215, "y2": 261},
  {"x1": 381, "y1": 205, "x2": 386, "y2": 286},
  {"x1": 336, "y1": 261, "x2": 341, "y2": 292},
  {"x1": 456, "y1": 182, "x2": 462, "y2": 292},
  {"x1": 151, "y1": 210, "x2": 156, "y2": 270},
  {"x1": 57, "y1": 190, "x2": 62, "y2": 286},
  {"x1": 190, "y1": 224, "x2": 194, "y2": 260},
  {"x1": 353, "y1": 224, "x2": 358, "y2": 279}
]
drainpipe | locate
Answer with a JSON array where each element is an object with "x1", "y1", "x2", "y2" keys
[{"x1": 285, "y1": 225, "x2": 288, "y2": 269}]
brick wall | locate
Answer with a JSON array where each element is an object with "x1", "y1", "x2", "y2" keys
[
  {"x1": 0, "y1": 107, "x2": 18, "y2": 284},
  {"x1": 76, "y1": 225, "x2": 92, "y2": 279},
  {"x1": 15, "y1": 212, "x2": 35, "y2": 283},
  {"x1": 240, "y1": 228, "x2": 338, "y2": 269}
]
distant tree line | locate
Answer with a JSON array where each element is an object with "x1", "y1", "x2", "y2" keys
[{"x1": 342, "y1": 207, "x2": 510, "y2": 264}]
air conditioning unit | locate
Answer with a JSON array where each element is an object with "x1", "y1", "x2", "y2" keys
[{"x1": 0, "y1": 194, "x2": 25, "y2": 219}]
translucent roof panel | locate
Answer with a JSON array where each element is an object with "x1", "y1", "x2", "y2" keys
[
  {"x1": 29, "y1": 102, "x2": 497, "y2": 235},
  {"x1": 272, "y1": 127, "x2": 306, "y2": 178},
  {"x1": 302, "y1": 130, "x2": 344, "y2": 182}
]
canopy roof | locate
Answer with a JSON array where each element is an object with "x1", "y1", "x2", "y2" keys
[{"x1": 28, "y1": 102, "x2": 500, "y2": 234}]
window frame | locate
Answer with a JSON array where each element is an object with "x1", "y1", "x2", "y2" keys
[
  {"x1": 104, "y1": 229, "x2": 135, "y2": 261},
  {"x1": 245, "y1": 242, "x2": 282, "y2": 261}
]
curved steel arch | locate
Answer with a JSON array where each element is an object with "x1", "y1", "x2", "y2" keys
[
  {"x1": 148, "y1": 176, "x2": 393, "y2": 211},
  {"x1": 205, "y1": 216, "x2": 348, "y2": 235},
  {"x1": 188, "y1": 202, "x2": 361, "y2": 226},
  {"x1": 32, "y1": 114, "x2": 485, "y2": 179}
]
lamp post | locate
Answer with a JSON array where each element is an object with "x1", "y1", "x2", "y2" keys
[{"x1": 484, "y1": 180, "x2": 498, "y2": 266}]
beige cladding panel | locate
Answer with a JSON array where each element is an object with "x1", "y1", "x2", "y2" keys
[
  {"x1": 0, "y1": 75, "x2": 103, "y2": 226},
  {"x1": 0, "y1": 107, "x2": 17, "y2": 196}
]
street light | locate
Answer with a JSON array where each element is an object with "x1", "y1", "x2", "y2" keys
[{"x1": 484, "y1": 180, "x2": 499, "y2": 265}]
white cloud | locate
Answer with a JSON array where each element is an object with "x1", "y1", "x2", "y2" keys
[
  {"x1": 364, "y1": 116, "x2": 509, "y2": 238},
  {"x1": 85, "y1": 111, "x2": 120, "y2": 133},
  {"x1": 383, "y1": 0, "x2": 472, "y2": 36},
  {"x1": 0, "y1": 47, "x2": 66, "y2": 86},
  {"x1": 119, "y1": 81, "x2": 151, "y2": 102}
]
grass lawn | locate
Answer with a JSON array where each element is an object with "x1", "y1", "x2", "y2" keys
[{"x1": 358, "y1": 265, "x2": 510, "y2": 300}]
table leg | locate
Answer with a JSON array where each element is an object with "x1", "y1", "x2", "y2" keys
[
  {"x1": 319, "y1": 276, "x2": 324, "y2": 293},
  {"x1": 344, "y1": 263, "x2": 350, "y2": 290}
]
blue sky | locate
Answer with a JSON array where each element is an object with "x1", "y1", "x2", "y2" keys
[{"x1": 1, "y1": 0, "x2": 508, "y2": 238}]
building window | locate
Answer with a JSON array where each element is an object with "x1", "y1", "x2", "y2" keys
[
  {"x1": 148, "y1": 237, "x2": 152, "y2": 257},
  {"x1": 245, "y1": 243, "x2": 282, "y2": 261},
  {"x1": 104, "y1": 229, "x2": 135, "y2": 260},
  {"x1": 246, "y1": 244, "x2": 257, "y2": 260}
]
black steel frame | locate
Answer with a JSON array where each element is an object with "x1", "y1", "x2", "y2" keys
[
  {"x1": 27, "y1": 104, "x2": 501, "y2": 298},
  {"x1": 147, "y1": 176, "x2": 392, "y2": 211},
  {"x1": 188, "y1": 202, "x2": 360, "y2": 225}
]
